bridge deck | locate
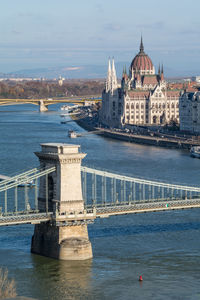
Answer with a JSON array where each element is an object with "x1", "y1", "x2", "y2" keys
[
  {"x1": 94, "y1": 199, "x2": 200, "y2": 218},
  {"x1": 0, "y1": 212, "x2": 52, "y2": 226},
  {"x1": 0, "y1": 199, "x2": 200, "y2": 226}
]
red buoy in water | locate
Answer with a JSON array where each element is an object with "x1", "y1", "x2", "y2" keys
[{"x1": 139, "y1": 275, "x2": 143, "y2": 281}]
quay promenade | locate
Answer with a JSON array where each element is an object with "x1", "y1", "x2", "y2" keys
[
  {"x1": 100, "y1": 128, "x2": 199, "y2": 150},
  {"x1": 74, "y1": 115, "x2": 199, "y2": 150}
]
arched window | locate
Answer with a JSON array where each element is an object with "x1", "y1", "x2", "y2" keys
[
  {"x1": 172, "y1": 103, "x2": 174, "y2": 108},
  {"x1": 162, "y1": 103, "x2": 165, "y2": 109},
  {"x1": 136, "y1": 104, "x2": 139, "y2": 109},
  {"x1": 131, "y1": 103, "x2": 134, "y2": 109},
  {"x1": 126, "y1": 104, "x2": 129, "y2": 109},
  {"x1": 153, "y1": 116, "x2": 157, "y2": 124}
]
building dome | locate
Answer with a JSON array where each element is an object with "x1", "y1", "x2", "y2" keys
[{"x1": 130, "y1": 38, "x2": 154, "y2": 74}]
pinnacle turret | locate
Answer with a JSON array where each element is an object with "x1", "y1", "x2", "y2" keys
[
  {"x1": 140, "y1": 36, "x2": 144, "y2": 53},
  {"x1": 106, "y1": 58, "x2": 118, "y2": 93},
  {"x1": 106, "y1": 58, "x2": 112, "y2": 92},
  {"x1": 158, "y1": 64, "x2": 161, "y2": 75}
]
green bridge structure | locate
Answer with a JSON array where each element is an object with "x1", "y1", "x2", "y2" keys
[
  {"x1": 0, "y1": 95, "x2": 101, "y2": 111},
  {"x1": 0, "y1": 143, "x2": 200, "y2": 260}
]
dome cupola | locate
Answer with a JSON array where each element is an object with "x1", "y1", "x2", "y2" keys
[{"x1": 130, "y1": 37, "x2": 155, "y2": 76}]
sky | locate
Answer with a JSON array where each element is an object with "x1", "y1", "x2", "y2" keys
[{"x1": 0, "y1": 0, "x2": 200, "y2": 77}]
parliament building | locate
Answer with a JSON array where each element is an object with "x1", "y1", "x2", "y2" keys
[{"x1": 100, "y1": 38, "x2": 180, "y2": 128}]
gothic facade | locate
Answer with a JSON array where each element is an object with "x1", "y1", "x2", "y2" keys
[{"x1": 100, "y1": 38, "x2": 180, "y2": 128}]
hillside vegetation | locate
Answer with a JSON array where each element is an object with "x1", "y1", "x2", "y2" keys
[{"x1": 0, "y1": 80, "x2": 104, "y2": 99}]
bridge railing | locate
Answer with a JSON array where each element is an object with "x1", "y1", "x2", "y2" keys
[
  {"x1": 81, "y1": 166, "x2": 200, "y2": 208},
  {"x1": 0, "y1": 167, "x2": 55, "y2": 216}
]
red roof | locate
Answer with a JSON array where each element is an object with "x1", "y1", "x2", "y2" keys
[
  {"x1": 130, "y1": 38, "x2": 154, "y2": 72},
  {"x1": 166, "y1": 90, "x2": 180, "y2": 98},
  {"x1": 131, "y1": 53, "x2": 153, "y2": 71},
  {"x1": 186, "y1": 87, "x2": 198, "y2": 92},
  {"x1": 142, "y1": 76, "x2": 158, "y2": 85},
  {"x1": 127, "y1": 91, "x2": 150, "y2": 99}
]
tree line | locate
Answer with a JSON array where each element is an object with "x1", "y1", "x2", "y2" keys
[{"x1": 0, "y1": 80, "x2": 104, "y2": 98}]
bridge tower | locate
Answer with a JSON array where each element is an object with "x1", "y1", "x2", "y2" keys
[{"x1": 31, "y1": 143, "x2": 93, "y2": 260}]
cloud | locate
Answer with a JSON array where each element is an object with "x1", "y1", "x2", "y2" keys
[
  {"x1": 11, "y1": 30, "x2": 21, "y2": 35},
  {"x1": 104, "y1": 23, "x2": 121, "y2": 32},
  {"x1": 137, "y1": 21, "x2": 165, "y2": 30},
  {"x1": 62, "y1": 67, "x2": 82, "y2": 71},
  {"x1": 96, "y1": 3, "x2": 104, "y2": 13},
  {"x1": 18, "y1": 12, "x2": 35, "y2": 18},
  {"x1": 179, "y1": 29, "x2": 200, "y2": 35}
]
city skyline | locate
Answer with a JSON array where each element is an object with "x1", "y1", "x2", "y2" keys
[{"x1": 0, "y1": 0, "x2": 200, "y2": 77}]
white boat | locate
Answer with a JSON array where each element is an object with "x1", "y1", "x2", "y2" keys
[
  {"x1": 61, "y1": 104, "x2": 79, "y2": 112},
  {"x1": 190, "y1": 146, "x2": 200, "y2": 158},
  {"x1": 61, "y1": 105, "x2": 70, "y2": 111},
  {"x1": 68, "y1": 130, "x2": 77, "y2": 138}
]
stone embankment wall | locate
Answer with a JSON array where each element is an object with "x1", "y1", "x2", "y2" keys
[{"x1": 74, "y1": 117, "x2": 199, "y2": 150}]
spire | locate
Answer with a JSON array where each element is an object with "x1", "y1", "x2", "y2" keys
[
  {"x1": 158, "y1": 64, "x2": 161, "y2": 75},
  {"x1": 161, "y1": 64, "x2": 164, "y2": 81},
  {"x1": 107, "y1": 58, "x2": 111, "y2": 77},
  {"x1": 124, "y1": 65, "x2": 127, "y2": 74},
  {"x1": 122, "y1": 66, "x2": 125, "y2": 79},
  {"x1": 111, "y1": 57, "x2": 118, "y2": 91},
  {"x1": 106, "y1": 58, "x2": 112, "y2": 92},
  {"x1": 161, "y1": 64, "x2": 164, "y2": 74},
  {"x1": 140, "y1": 35, "x2": 144, "y2": 53},
  {"x1": 105, "y1": 57, "x2": 117, "y2": 93},
  {"x1": 112, "y1": 57, "x2": 117, "y2": 78}
]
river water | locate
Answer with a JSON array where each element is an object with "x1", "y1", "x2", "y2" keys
[{"x1": 0, "y1": 104, "x2": 200, "y2": 300}]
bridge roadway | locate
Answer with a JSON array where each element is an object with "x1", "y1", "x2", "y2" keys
[
  {"x1": 0, "y1": 95, "x2": 101, "y2": 106},
  {"x1": 0, "y1": 198, "x2": 200, "y2": 226}
]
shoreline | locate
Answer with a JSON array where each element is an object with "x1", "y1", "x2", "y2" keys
[{"x1": 73, "y1": 115, "x2": 200, "y2": 150}]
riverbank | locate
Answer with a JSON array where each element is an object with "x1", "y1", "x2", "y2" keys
[{"x1": 74, "y1": 115, "x2": 200, "y2": 150}]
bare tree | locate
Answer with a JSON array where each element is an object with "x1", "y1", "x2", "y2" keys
[{"x1": 0, "y1": 268, "x2": 16, "y2": 299}]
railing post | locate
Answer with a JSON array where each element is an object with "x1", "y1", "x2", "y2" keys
[
  {"x1": 35, "y1": 178, "x2": 38, "y2": 211},
  {"x1": 15, "y1": 186, "x2": 18, "y2": 213},
  {"x1": 4, "y1": 190, "x2": 7, "y2": 215},
  {"x1": 123, "y1": 180, "x2": 126, "y2": 203},
  {"x1": 133, "y1": 182, "x2": 136, "y2": 201},
  {"x1": 25, "y1": 183, "x2": 28, "y2": 212},
  {"x1": 45, "y1": 174, "x2": 48, "y2": 214}
]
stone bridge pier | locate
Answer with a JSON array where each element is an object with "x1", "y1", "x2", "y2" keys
[
  {"x1": 31, "y1": 143, "x2": 93, "y2": 260},
  {"x1": 39, "y1": 100, "x2": 48, "y2": 112}
]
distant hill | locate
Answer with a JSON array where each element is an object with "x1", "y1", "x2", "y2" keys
[
  {"x1": 0, "y1": 63, "x2": 199, "y2": 80},
  {"x1": 5, "y1": 65, "x2": 109, "y2": 79}
]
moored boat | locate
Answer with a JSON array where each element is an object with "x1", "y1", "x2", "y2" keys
[
  {"x1": 68, "y1": 130, "x2": 77, "y2": 138},
  {"x1": 190, "y1": 146, "x2": 200, "y2": 158}
]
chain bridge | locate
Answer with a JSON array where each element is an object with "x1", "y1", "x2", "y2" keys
[
  {"x1": 0, "y1": 161, "x2": 200, "y2": 226},
  {"x1": 0, "y1": 143, "x2": 200, "y2": 260}
]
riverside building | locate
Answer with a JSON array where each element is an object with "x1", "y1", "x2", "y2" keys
[
  {"x1": 100, "y1": 38, "x2": 180, "y2": 128},
  {"x1": 179, "y1": 91, "x2": 200, "y2": 133}
]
